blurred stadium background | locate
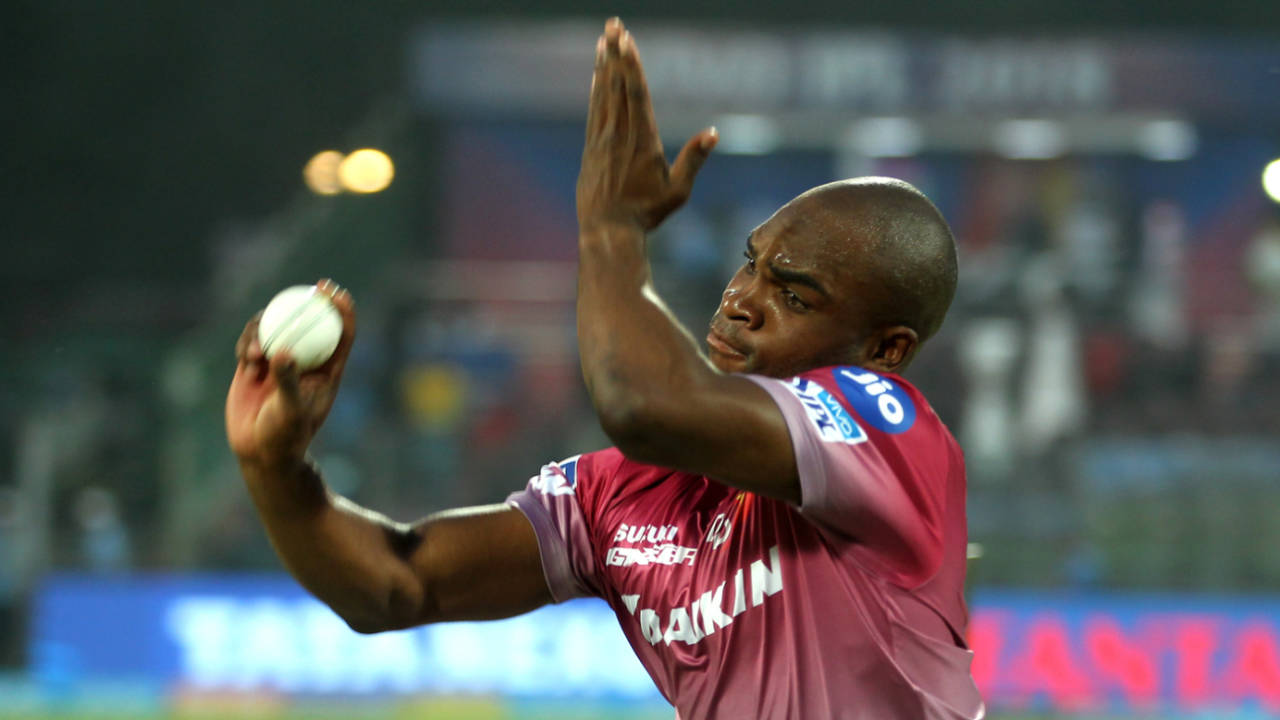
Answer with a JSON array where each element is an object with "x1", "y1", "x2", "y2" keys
[{"x1": 4, "y1": 1, "x2": 1280, "y2": 718}]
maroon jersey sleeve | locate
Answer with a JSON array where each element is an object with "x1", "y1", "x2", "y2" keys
[
  {"x1": 745, "y1": 367, "x2": 947, "y2": 587},
  {"x1": 505, "y1": 453, "x2": 609, "y2": 602}
]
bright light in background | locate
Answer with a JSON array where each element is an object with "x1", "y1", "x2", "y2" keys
[
  {"x1": 845, "y1": 117, "x2": 923, "y2": 158},
  {"x1": 303, "y1": 150, "x2": 344, "y2": 195},
  {"x1": 338, "y1": 148, "x2": 395, "y2": 193},
  {"x1": 993, "y1": 119, "x2": 1066, "y2": 160},
  {"x1": 1263, "y1": 159, "x2": 1280, "y2": 203},
  {"x1": 713, "y1": 114, "x2": 780, "y2": 155},
  {"x1": 1138, "y1": 120, "x2": 1197, "y2": 161}
]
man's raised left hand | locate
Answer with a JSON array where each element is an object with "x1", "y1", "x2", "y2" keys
[{"x1": 576, "y1": 17, "x2": 718, "y2": 236}]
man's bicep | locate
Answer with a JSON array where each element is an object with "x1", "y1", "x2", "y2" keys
[
  {"x1": 622, "y1": 374, "x2": 800, "y2": 503},
  {"x1": 410, "y1": 505, "x2": 553, "y2": 624}
]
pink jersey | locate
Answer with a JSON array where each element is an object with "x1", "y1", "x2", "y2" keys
[{"x1": 507, "y1": 366, "x2": 984, "y2": 719}]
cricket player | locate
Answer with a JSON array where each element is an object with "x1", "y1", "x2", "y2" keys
[{"x1": 226, "y1": 18, "x2": 982, "y2": 719}]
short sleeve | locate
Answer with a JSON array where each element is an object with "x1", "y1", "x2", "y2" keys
[
  {"x1": 744, "y1": 370, "x2": 944, "y2": 584},
  {"x1": 506, "y1": 454, "x2": 607, "y2": 602}
]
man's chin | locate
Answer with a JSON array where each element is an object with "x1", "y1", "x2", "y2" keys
[{"x1": 708, "y1": 351, "x2": 751, "y2": 374}]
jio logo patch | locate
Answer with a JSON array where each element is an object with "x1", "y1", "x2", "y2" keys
[{"x1": 834, "y1": 368, "x2": 917, "y2": 434}]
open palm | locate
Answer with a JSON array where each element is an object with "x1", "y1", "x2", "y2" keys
[{"x1": 576, "y1": 18, "x2": 716, "y2": 235}]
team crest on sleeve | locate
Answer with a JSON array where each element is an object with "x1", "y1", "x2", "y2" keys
[
  {"x1": 834, "y1": 368, "x2": 917, "y2": 434},
  {"x1": 531, "y1": 455, "x2": 582, "y2": 496},
  {"x1": 784, "y1": 377, "x2": 867, "y2": 445}
]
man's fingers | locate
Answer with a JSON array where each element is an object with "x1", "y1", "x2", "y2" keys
[
  {"x1": 315, "y1": 278, "x2": 357, "y2": 379},
  {"x1": 586, "y1": 34, "x2": 607, "y2": 137},
  {"x1": 619, "y1": 30, "x2": 658, "y2": 147},
  {"x1": 601, "y1": 18, "x2": 627, "y2": 141},
  {"x1": 585, "y1": 18, "x2": 633, "y2": 146},
  {"x1": 670, "y1": 127, "x2": 718, "y2": 198},
  {"x1": 235, "y1": 311, "x2": 264, "y2": 364},
  {"x1": 605, "y1": 16, "x2": 623, "y2": 40}
]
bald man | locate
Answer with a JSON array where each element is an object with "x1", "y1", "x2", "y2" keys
[{"x1": 226, "y1": 18, "x2": 983, "y2": 720}]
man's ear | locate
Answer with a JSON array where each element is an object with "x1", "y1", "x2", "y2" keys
[{"x1": 864, "y1": 325, "x2": 919, "y2": 374}]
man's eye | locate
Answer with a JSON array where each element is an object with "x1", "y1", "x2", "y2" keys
[
  {"x1": 743, "y1": 252, "x2": 756, "y2": 273},
  {"x1": 783, "y1": 289, "x2": 807, "y2": 310}
]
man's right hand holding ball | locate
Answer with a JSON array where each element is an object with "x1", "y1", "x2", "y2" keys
[{"x1": 226, "y1": 278, "x2": 356, "y2": 484}]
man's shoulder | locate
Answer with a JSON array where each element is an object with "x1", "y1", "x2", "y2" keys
[{"x1": 764, "y1": 364, "x2": 950, "y2": 446}]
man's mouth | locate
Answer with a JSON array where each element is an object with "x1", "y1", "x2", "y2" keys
[{"x1": 706, "y1": 330, "x2": 747, "y2": 360}]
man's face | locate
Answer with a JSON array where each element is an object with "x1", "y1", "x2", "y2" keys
[{"x1": 705, "y1": 199, "x2": 869, "y2": 378}]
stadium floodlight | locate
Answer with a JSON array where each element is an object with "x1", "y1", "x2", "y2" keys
[
  {"x1": 1263, "y1": 159, "x2": 1280, "y2": 204},
  {"x1": 339, "y1": 148, "x2": 395, "y2": 194},
  {"x1": 303, "y1": 150, "x2": 345, "y2": 195}
]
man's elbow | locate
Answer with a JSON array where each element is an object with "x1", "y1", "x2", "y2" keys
[
  {"x1": 341, "y1": 613, "x2": 389, "y2": 635},
  {"x1": 333, "y1": 580, "x2": 433, "y2": 635},
  {"x1": 338, "y1": 609, "x2": 428, "y2": 636}
]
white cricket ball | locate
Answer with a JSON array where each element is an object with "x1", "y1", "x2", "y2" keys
[{"x1": 257, "y1": 285, "x2": 344, "y2": 371}]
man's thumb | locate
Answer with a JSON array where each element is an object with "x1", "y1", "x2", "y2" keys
[
  {"x1": 671, "y1": 126, "x2": 717, "y2": 197},
  {"x1": 270, "y1": 352, "x2": 303, "y2": 414}
]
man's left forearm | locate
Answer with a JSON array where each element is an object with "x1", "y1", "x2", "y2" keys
[
  {"x1": 576, "y1": 223, "x2": 716, "y2": 442},
  {"x1": 574, "y1": 18, "x2": 720, "y2": 450}
]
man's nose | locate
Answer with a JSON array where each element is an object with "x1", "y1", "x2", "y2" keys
[{"x1": 721, "y1": 278, "x2": 763, "y2": 331}]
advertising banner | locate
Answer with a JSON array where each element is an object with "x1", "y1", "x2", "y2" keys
[
  {"x1": 30, "y1": 576, "x2": 1280, "y2": 714},
  {"x1": 411, "y1": 23, "x2": 1280, "y2": 125}
]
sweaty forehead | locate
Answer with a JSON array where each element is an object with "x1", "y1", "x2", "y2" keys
[{"x1": 753, "y1": 197, "x2": 872, "y2": 283}]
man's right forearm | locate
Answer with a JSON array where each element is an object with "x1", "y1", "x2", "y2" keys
[{"x1": 239, "y1": 457, "x2": 427, "y2": 633}]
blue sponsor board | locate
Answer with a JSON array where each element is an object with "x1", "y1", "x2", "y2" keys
[
  {"x1": 31, "y1": 574, "x2": 657, "y2": 698},
  {"x1": 28, "y1": 575, "x2": 1280, "y2": 714}
]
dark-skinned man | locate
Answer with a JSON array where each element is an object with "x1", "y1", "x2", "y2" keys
[{"x1": 226, "y1": 18, "x2": 983, "y2": 720}]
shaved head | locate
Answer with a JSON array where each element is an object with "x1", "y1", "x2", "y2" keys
[
  {"x1": 793, "y1": 177, "x2": 958, "y2": 344},
  {"x1": 709, "y1": 176, "x2": 958, "y2": 377}
]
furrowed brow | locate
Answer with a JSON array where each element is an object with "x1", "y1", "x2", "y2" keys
[{"x1": 768, "y1": 262, "x2": 830, "y2": 299}]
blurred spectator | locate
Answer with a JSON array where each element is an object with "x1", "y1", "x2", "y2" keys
[
  {"x1": 0, "y1": 487, "x2": 24, "y2": 592},
  {"x1": 1130, "y1": 201, "x2": 1190, "y2": 351},
  {"x1": 957, "y1": 319, "x2": 1020, "y2": 482},
  {"x1": 1064, "y1": 535, "x2": 1104, "y2": 589},
  {"x1": 1018, "y1": 253, "x2": 1086, "y2": 458},
  {"x1": 0, "y1": 487, "x2": 26, "y2": 665},
  {"x1": 72, "y1": 487, "x2": 131, "y2": 574},
  {"x1": 1247, "y1": 218, "x2": 1280, "y2": 351},
  {"x1": 1059, "y1": 195, "x2": 1123, "y2": 312}
]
